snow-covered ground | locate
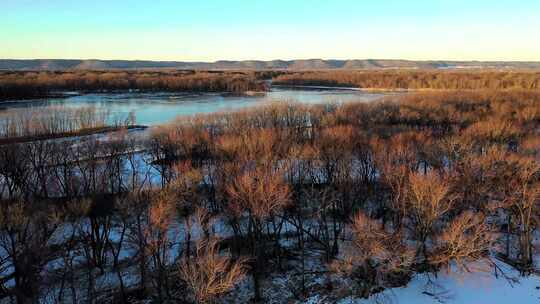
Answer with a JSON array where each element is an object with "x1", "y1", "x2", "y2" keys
[
  {"x1": 329, "y1": 260, "x2": 540, "y2": 304},
  {"x1": 221, "y1": 245, "x2": 540, "y2": 304}
]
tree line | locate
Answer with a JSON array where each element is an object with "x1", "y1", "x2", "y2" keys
[
  {"x1": 0, "y1": 89, "x2": 539, "y2": 303},
  {"x1": 272, "y1": 70, "x2": 540, "y2": 90},
  {"x1": 0, "y1": 70, "x2": 267, "y2": 100}
]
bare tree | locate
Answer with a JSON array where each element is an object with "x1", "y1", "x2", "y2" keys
[
  {"x1": 432, "y1": 211, "x2": 495, "y2": 272},
  {"x1": 405, "y1": 171, "x2": 456, "y2": 261},
  {"x1": 179, "y1": 239, "x2": 246, "y2": 304},
  {"x1": 0, "y1": 201, "x2": 60, "y2": 304},
  {"x1": 334, "y1": 212, "x2": 414, "y2": 299},
  {"x1": 226, "y1": 166, "x2": 290, "y2": 302},
  {"x1": 146, "y1": 189, "x2": 177, "y2": 302}
]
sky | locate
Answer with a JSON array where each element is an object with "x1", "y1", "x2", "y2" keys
[{"x1": 1, "y1": 0, "x2": 539, "y2": 61}]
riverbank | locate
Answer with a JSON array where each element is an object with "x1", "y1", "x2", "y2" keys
[{"x1": 0, "y1": 125, "x2": 148, "y2": 145}]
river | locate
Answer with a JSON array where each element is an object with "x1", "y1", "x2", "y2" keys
[{"x1": 0, "y1": 87, "x2": 390, "y2": 126}]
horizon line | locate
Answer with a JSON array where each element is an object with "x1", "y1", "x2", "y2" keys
[{"x1": 3, "y1": 58, "x2": 540, "y2": 63}]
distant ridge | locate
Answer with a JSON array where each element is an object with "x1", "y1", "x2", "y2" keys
[{"x1": 1, "y1": 59, "x2": 540, "y2": 70}]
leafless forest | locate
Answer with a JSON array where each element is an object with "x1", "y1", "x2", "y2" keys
[
  {"x1": 0, "y1": 72, "x2": 539, "y2": 303},
  {"x1": 0, "y1": 71, "x2": 267, "y2": 100},
  {"x1": 273, "y1": 70, "x2": 540, "y2": 90}
]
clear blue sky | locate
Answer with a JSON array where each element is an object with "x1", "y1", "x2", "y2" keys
[{"x1": 1, "y1": 0, "x2": 539, "y2": 61}]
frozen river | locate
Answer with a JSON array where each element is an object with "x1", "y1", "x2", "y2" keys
[{"x1": 0, "y1": 87, "x2": 390, "y2": 126}]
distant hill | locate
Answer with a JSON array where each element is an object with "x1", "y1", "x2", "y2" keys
[{"x1": 1, "y1": 59, "x2": 540, "y2": 70}]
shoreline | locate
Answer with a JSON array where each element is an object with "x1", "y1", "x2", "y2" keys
[{"x1": 0, "y1": 125, "x2": 148, "y2": 145}]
